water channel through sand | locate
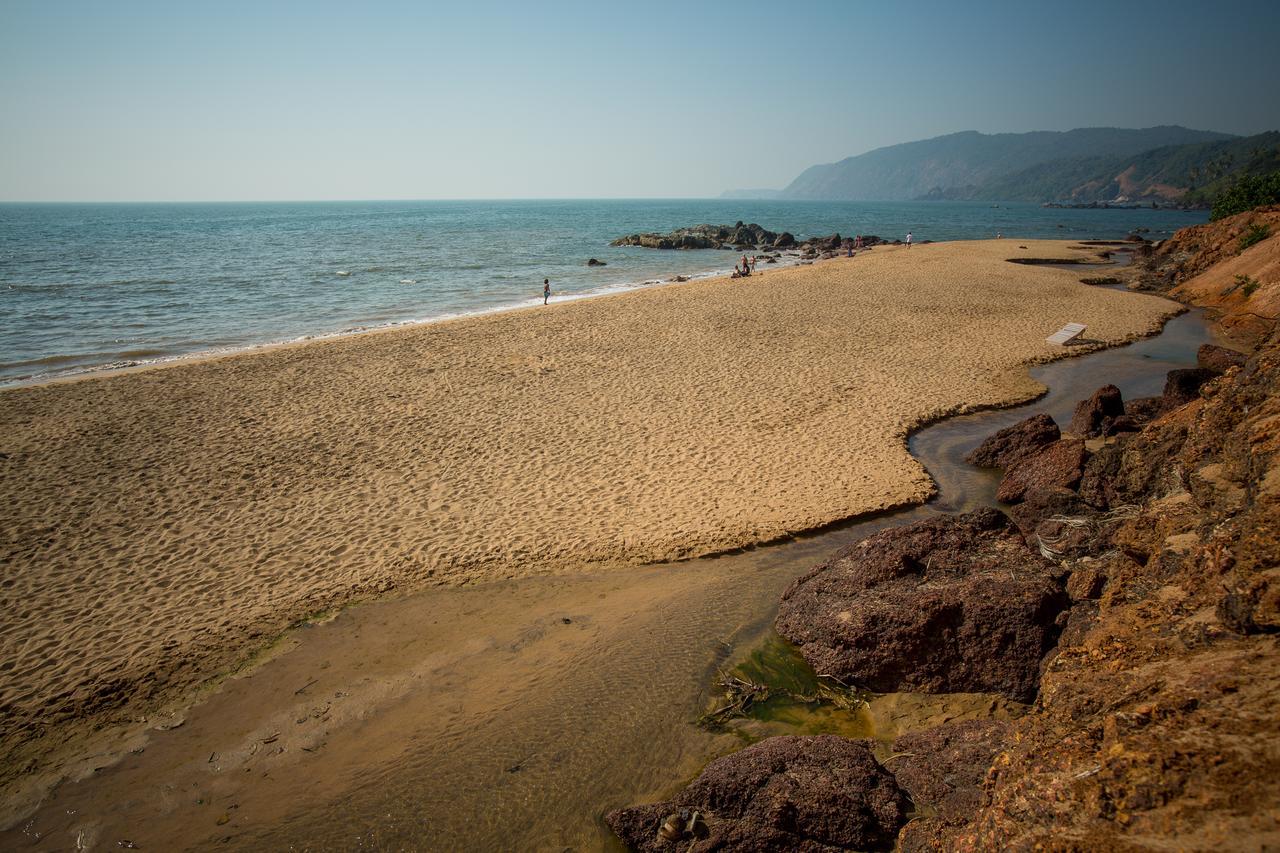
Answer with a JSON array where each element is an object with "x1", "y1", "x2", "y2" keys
[{"x1": 6, "y1": 311, "x2": 1219, "y2": 852}]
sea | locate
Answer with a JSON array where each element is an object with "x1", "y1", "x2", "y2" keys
[{"x1": 0, "y1": 200, "x2": 1209, "y2": 386}]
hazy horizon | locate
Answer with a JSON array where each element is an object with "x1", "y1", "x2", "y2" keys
[{"x1": 3, "y1": 0, "x2": 1279, "y2": 202}]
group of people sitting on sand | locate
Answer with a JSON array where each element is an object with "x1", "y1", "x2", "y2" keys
[
  {"x1": 845, "y1": 235, "x2": 869, "y2": 257},
  {"x1": 731, "y1": 254, "x2": 757, "y2": 279}
]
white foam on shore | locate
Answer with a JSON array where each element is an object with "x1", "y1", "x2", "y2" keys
[{"x1": 4, "y1": 252, "x2": 808, "y2": 388}]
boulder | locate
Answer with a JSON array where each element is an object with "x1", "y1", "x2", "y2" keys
[
  {"x1": 965, "y1": 413, "x2": 1060, "y2": 469},
  {"x1": 1197, "y1": 343, "x2": 1247, "y2": 374},
  {"x1": 587, "y1": 258, "x2": 606, "y2": 266},
  {"x1": 1162, "y1": 368, "x2": 1216, "y2": 409},
  {"x1": 775, "y1": 509, "x2": 1068, "y2": 703},
  {"x1": 773, "y1": 232, "x2": 796, "y2": 248},
  {"x1": 1068, "y1": 384, "x2": 1125, "y2": 438},
  {"x1": 606, "y1": 736, "x2": 909, "y2": 852},
  {"x1": 995, "y1": 439, "x2": 1089, "y2": 504}
]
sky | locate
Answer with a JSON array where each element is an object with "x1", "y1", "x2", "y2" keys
[{"x1": 1, "y1": 0, "x2": 1278, "y2": 201}]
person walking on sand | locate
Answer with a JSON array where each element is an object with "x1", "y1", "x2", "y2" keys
[
  {"x1": 543, "y1": 278, "x2": 551, "y2": 305},
  {"x1": 906, "y1": 231, "x2": 913, "y2": 248}
]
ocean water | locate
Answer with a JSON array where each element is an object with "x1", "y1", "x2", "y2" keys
[{"x1": 0, "y1": 199, "x2": 1208, "y2": 385}]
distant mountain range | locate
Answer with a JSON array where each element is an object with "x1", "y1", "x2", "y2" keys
[{"x1": 724, "y1": 126, "x2": 1280, "y2": 205}]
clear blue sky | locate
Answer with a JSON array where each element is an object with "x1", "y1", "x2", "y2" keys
[{"x1": 2, "y1": 0, "x2": 1277, "y2": 201}]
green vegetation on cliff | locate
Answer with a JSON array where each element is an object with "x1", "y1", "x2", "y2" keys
[{"x1": 1208, "y1": 170, "x2": 1280, "y2": 220}]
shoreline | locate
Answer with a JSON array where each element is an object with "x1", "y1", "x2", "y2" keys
[
  {"x1": 0, "y1": 236, "x2": 1117, "y2": 391},
  {"x1": 3, "y1": 253, "x2": 799, "y2": 390},
  {"x1": 0, "y1": 239, "x2": 1182, "y2": 826}
]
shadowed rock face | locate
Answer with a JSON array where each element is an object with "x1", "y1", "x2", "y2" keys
[
  {"x1": 890, "y1": 719, "x2": 1012, "y2": 852},
  {"x1": 1198, "y1": 343, "x2": 1247, "y2": 374},
  {"x1": 1163, "y1": 367, "x2": 1217, "y2": 408},
  {"x1": 1069, "y1": 384, "x2": 1125, "y2": 438},
  {"x1": 605, "y1": 735, "x2": 909, "y2": 852},
  {"x1": 775, "y1": 509, "x2": 1068, "y2": 703},
  {"x1": 995, "y1": 439, "x2": 1089, "y2": 504},
  {"x1": 965, "y1": 413, "x2": 1060, "y2": 468}
]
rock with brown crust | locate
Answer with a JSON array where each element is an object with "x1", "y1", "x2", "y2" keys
[
  {"x1": 965, "y1": 413, "x2": 1061, "y2": 468},
  {"x1": 995, "y1": 439, "x2": 1089, "y2": 504},
  {"x1": 776, "y1": 509, "x2": 1068, "y2": 703},
  {"x1": 1069, "y1": 384, "x2": 1125, "y2": 438},
  {"x1": 891, "y1": 719, "x2": 1012, "y2": 852},
  {"x1": 606, "y1": 735, "x2": 909, "y2": 852}
]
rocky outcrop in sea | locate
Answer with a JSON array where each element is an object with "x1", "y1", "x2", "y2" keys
[{"x1": 610, "y1": 222, "x2": 884, "y2": 255}]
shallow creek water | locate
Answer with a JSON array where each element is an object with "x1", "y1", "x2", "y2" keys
[{"x1": 6, "y1": 312, "x2": 1221, "y2": 852}]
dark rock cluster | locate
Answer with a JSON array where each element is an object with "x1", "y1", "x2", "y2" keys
[{"x1": 611, "y1": 221, "x2": 884, "y2": 255}]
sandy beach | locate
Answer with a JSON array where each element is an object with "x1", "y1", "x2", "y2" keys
[{"x1": 0, "y1": 239, "x2": 1179, "y2": 811}]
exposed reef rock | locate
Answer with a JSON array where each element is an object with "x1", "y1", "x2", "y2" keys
[
  {"x1": 605, "y1": 736, "x2": 909, "y2": 852},
  {"x1": 775, "y1": 509, "x2": 1068, "y2": 703}
]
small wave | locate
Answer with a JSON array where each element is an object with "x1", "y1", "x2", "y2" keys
[
  {"x1": 399, "y1": 279, "x2": 417, "y2": 285},
  {"x1": 109, "y1": 278, "x2": 177, "y2": 287},
  {"x1": 335, "y1": 270, "x2": 351, "y2": 277}
]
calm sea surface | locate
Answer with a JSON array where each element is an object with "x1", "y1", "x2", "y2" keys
[{"x1": 0, "y1": 200, "x2": 1208, "y2": 385}]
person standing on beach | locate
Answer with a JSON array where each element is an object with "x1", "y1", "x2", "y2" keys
[
  {"x1": 906, "y1": 231, "x2": 913, "y2": 248},
  {"x1": 543, "y1": 278, "x2": 551, "y2": 305}
]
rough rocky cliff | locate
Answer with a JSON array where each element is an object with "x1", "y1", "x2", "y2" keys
[{"x1": 1134, "y1": 204, "x2": 1280, "y2": 346}]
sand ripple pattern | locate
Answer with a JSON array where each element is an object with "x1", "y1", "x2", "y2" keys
[{"x1": 0, "y1": 240, "x2": 1177, "y2": 770}]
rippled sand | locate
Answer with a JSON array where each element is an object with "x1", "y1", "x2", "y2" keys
[{"x1": 0, "y1": 239, "x2": 1178, "y2": 802}]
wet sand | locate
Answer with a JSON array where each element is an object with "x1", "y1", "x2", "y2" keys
[
  {"x1": 0, "y1": 239, "x2": 1180, "y2": 827},
  {"x1": 1, "y1": 311, "x2": 1217, "y2": 851}
]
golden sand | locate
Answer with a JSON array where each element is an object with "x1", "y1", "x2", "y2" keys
[{"x1": 0, "y1": 239, "x2": 1178, "y2": 774}]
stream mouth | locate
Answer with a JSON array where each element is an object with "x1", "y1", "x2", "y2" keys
[{"x1": 8, "y1": 313, "x2": 1222, "y2": 853}]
